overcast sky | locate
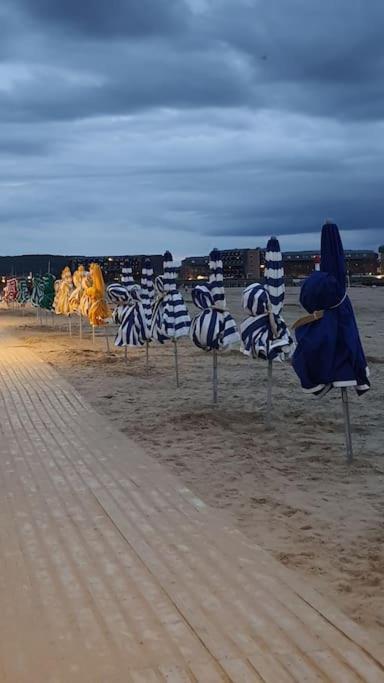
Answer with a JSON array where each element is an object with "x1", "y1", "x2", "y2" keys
[{"x1": 1, "y1": 0, "x2": 383, "y2": 258}]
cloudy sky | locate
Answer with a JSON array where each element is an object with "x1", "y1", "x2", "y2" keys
[{"x1": 1, "y1": 0, "x2": 383, "y2": 258}]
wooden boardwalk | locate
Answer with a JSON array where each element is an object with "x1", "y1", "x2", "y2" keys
[{"x1": 0, "y1": 331, "x2": 383, "y2": 682}]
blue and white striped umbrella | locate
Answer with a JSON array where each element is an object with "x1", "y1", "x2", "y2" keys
[
  {"x1": 140, "y1": 258, "x2": 155, "y2": 329},
  {"x1": 264, "y1": 236, "x2": 284, "y2": 315},
  {"x1": 191, "y1": 249, "x2": 240, "y2": 351},
  {"x1": 122, "y1": 261, "x2": 135, "y2": 288},
  {"x1": 241, "y1": 283, "x2": 293, "y2": 361},
  {"x1": 112, "y1": 285, "x2": 149, "y2": 347},
  {"x1": 106, "y1": 260, "x2": 134, "y2": 305},
  {"x1": 151, "y1": 251, "x2": 191, "y2": 343}
]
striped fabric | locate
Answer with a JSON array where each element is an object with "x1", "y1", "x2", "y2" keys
[
  {"x1": 241, "y1": 283, "x2": 294, "y2": 361},
  {"x1": 112, "y1": 285, "x2": 149, "y2": 347},
  {"x1": 140, "y1": 258, "x2": 155, "y2": 329},
  {"x1": 3, "y1": 278, "x2": 18, "y2": 304},
  {"x1": 264, "y1": 237, "x2": 284, "y2": 315},
  {"x1": 31, "y1": 275, "x2": 45, "y2": 307},
  {"x1": 106, "y1": 283, "x2": 131, "y2": 305},
  {"x1": 190, "y1": 249, "x2": 240, "y2": 351},
  {"x1": 122, "y1": 262, "x2": 135, "y2": 288},
  {"x1": 107, "y1": 260, "x2": 136, "y2": 305},
  {"x1": 17, "y1": 278, "x2": 30, "y2": 304},
  {"x1": 150, "y1": 251, "x2": 191, "y2": 343}
]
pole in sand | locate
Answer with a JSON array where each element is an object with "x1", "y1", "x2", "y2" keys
[
  {"x1": 145, "y1": 341, "x2": 149, "y2": 373},
  {"x1": 68, "y1": 316, "x2": 72, "y2": 336},
  {"x1": 341, "y1": 387, "x2": 353, "y2": 463},
  {"x1": 173, "y1": 338, "x2": 180, "y2": 387},
  {"x1": 213, "y1": 349, "x2": 218, "y2": 404},
  {"x1": 124, "y1": 346, "x2": 128, "y2": 365},
  {"x1": 105, "y1": 329, "x2": 110, "y2": 353},
  {"x1": 92, "y1": 325, "x2": 95, "y2": 345},
  {"x1": 79, "y1": 313, "x2": 83, "y2": 339},
  {"x1": 266, "y1": 359, "x2": 273, "y2": 426}
]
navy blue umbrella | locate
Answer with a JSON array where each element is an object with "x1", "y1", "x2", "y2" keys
[{"x1": 292, "y1": 221, "x2": 370, "y2": 461}]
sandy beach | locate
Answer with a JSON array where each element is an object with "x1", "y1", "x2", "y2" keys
[{"x1": 4, "y1": 285, "x2": 384, "y2": 641}]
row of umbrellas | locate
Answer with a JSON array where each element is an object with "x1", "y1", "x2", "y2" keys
[{"x1": 1, "y1": 222, "x2": 370, "y2": 461}]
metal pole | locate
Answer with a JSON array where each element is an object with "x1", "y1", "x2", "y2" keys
[
  {"x1": 145, "y1": 341, "x2": 149, "y2": 373},
  {"x1": 341, "y1": 388, "x2": 353, "y2": 463},
  {"x1": 68, "y1": 316, "x2": 72, "y2": 336},
  {"x1": 266, "y1": 359, "x2": 273, "y2": 425},
  {"x1": 124, "y1": 346, "x2": 128, "y2": 365},
  {"x1": 92, "y1": 325, "x2": 95, "y2": 345},
  {"x1": 173, "y1": 338, "x2": 180, "y2": 388},
  {"x1": 79, "y1": 313, "x2": 83, "y2": 339},
  {"x1": 213, "y1": 350, "x2": 218, "y2": 404},
  {"x1": 105, "y1": 330, "x2": 110, "y2": 354}
]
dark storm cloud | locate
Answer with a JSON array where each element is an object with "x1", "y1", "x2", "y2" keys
[
  {"x1": 11, "y1": 0, "x2": 189, "y2": 38},
  {"x1": 0, "y1": 0, "x2": 383, "y2": 253}
]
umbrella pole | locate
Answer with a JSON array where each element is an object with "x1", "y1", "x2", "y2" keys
[
  {"x1": 266, "y1": 359, "x2": 273, "y2": 425},
  {"x1": 341, "y1": 388, "x2": 353, "y2": 463},
  {"x1": 105, "y1": 329, "x2": 110, "y2": 354},
  {"x1": 173, "y1": 338, "x2": 180, "y2": 387},
  {"x1": 68, "y1": 316, "x2": 72, "y2": 336},
  {"x1": 124, "y1": 346, "x2": 128, "y2": 365},
  {"x1": 145, "y1": 341, "x2": 149, "y2": 373},
  {"x1": 213, "y1": 350, "x2": 218, "y2": 404},
  {"x1": 79, "y1": 313, "x2": 83, "y2": 339},
  {"x1": 92, "y1": 325, "x2": 95, "y2": 345}
]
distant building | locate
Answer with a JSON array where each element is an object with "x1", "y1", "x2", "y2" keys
[
  {"x1": 181, "y1": 248, "x2": 261, "y2": 281},
  {"x1": 282, "y1": 250, "x2": 378, "y2": 278},
  {"x1": 180, "y1": 256, "x2": 209, "y2": 280},
  {"x1": 70, "y1": 254, "x2": 163, "y2": 283}
]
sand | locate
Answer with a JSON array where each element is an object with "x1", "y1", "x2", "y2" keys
[{"x1": 3, "y1": 286, "x2": 384, "y2": 641}]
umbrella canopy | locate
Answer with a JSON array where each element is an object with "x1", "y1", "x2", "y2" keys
[
  {"x1": 113, "y1": 285, "x2": 149, "y2": 347},
  {"x1": 241, "y1": 283, "x2": 294, "y2": 360},
  {"x1": 54, "y1": 267, "x2": 73, "y2": 316},
  {"x1": 106, "y1": 260, "x2": 134, "y2": 305},
  {"x1": 17, "y1": 278, "x2": 29, "y2": 304},
  {"x1": 151, "y1": 251, "x2": 191, "y2": 343},
  {"x1": 40, "y1": 273, "x2": 56, "y2": 310},
  {"x1": 69, "y1": 265, "x2": 85, "y2": 313},
  {"x1": 140, "y1": 258, "x2": 155, "y2": 329},
  {"x1": 121, "y1": 261, "x2": 135, "y2": 288},
  {"x1": 190, "y1": 249, "x2": 240, "y2": 350},
  {"x1": 264, "y1": 237, "x2": 285, "y2": 315},
  {"x1": 3, "y1": 277, "x2": 18, "y2": 304},
  {"x1": 85, "y1": 263, "x2": 109, "y2": 326},
  {"x1": 292, "y1": 222, "x2": 370, "y2": 395},
  {"x1": 31, "y1": 275, "x2": 44, "y2": 307}
]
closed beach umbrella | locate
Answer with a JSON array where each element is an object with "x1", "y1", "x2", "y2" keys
[
  {"x1": 140, "y1": 258, "x2": 155, "y2": 328},
  {"x1": 3, "y1": 277, "x2": 18, "y2": 305},
  {"x1": 85, "y1": 263, "x2": 109, "y2": 327},
  {"x1": 113, "y1": 285, "x2": 149, "y2": 348},
  {"x1": 264, "y1": 236, "x2": 285, "y2": 314},
  {"x1": 141, "y1": 258, "x2": 155, "y2": 369},
  {"x1": 191, "y1": 249, "x2": 240, "y2": 402},
  {"x1": 17, "y1": 278, "x2": 30, "y2": 305},
  {"x1": 292, "y1": 221, "x2": 370, "y2": 461},
  {"x1": 106, "y1": 260, "x2": 135, "y2": 305},
  {"x1": 41, "y1": 273, "x2": 56, "y2": 310},
  {"x1": 151, "y1": 251, "x2": 191, "y2": 385},
  {"x1": 241, "y1": 237, "x2": 293, "y2": 421},
  {"x1": 31, "y1": 275, "x2": 44, "y2": 308},
  {"x1": 241, "y1": 283, "x2": 293, "y2": 361}
]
